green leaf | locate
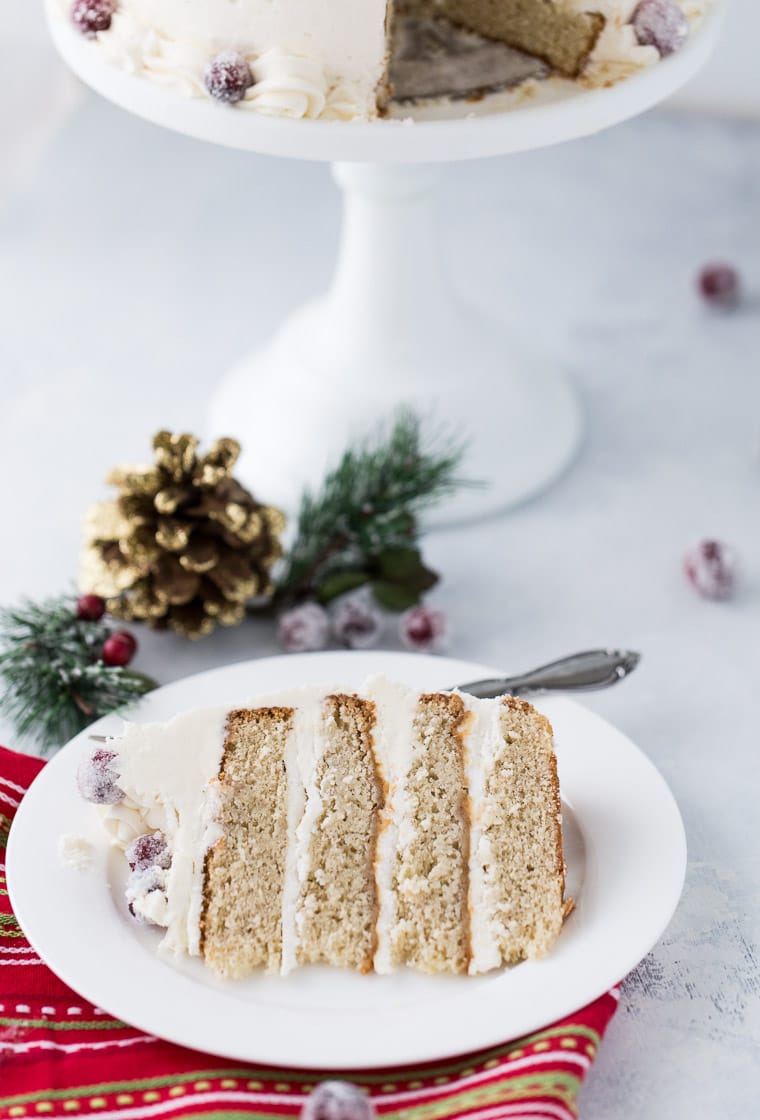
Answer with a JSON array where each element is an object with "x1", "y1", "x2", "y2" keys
[
  {"x1": 375, "y1": 548, "x2": 439, "y2": 592},
  {"x1": 316, "y1": 569, "x2": 370, "y2": 603},
  {"x1": 371, "y1": 581, "x2": 423, "y2": 612}
]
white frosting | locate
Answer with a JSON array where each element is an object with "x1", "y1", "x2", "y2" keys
[
  {"x1": 56, "y1": 0, "x2": 383, "y2": 120},
  {"x1": 278, "y1": 687, "x2": 326, "y2": 975},
  {"x1": 462, "y1": 697, "x2": 505, "y2": 975},
  {"x1": 368, "y1": 676, "x2": 421, "y2": 975},
  {"x1": 109, "y1": 706, "x2": 228, "y2": 957},
  {"x1": 246, "y1": 49, "x2": 328, "y2": 120},
  {"x1": 56, "y1": 0, "x2": 709, "y2": 119}
]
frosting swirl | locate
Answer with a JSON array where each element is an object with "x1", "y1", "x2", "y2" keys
[{"x1": 244, "y1": 49, "x2": 327, "y2": 119}]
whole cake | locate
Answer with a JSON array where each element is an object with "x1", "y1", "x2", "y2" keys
[
  {"x1": 60, "y1": 0, "x2": 707, "y2": 121},
  {"x1": 77, "y1": 678, "x2": 571, "y2": 977}
]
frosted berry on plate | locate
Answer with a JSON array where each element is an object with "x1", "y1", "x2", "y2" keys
[
  {"x1": 204, "y1": 52, "x2": 254, "y2": 104},
  {"x1": 76, "y1": 747, "x2": 124, "y2": 804},
  {"x1": 302, "y1": 1081, "x2": 375, "y2": 1120},
  {"x1": 331, "y1": 595, "x2": 383, "y2": 650},
  {"x1": 71, "y1": 0, "x2": 116, "y2": 37},
  {"x1": 632, "y1": 0, "x2": 689, "y2": 56},
  {"x1": 697, "y1": 263, "x2": 741, "y2": 308},
  {"x1": 399, "y1": 605, "x2": 448, "y2": 653},
  {"x1": 277, "y1": 602, "x2": 330, "y2": 653},
  {"x1": 126, "y1": 833, "x2": 171, "y2": 873},
  {"x1": 684, "y1": 539, "x2": 737, "y2": 601}
]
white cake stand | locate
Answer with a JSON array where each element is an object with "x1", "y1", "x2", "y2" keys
[{"x1": 47, "y1": 3, "x2": 723, "y2": 523}]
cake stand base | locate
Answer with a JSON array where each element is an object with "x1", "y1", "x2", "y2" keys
[{"x1": 209, "y1": 162, "x2": 582, "y2": 524}]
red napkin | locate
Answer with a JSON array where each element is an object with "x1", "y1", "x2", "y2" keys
[{"x1": 0, "y1": 744, "x2": 618, "y2": 1119}]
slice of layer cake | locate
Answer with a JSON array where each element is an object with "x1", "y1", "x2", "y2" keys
[{"x1": 78, "y1": 677, "x2": 568, "y2": 976}]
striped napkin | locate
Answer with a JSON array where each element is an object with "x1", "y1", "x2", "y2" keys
[{"x1": 0, "y1": 745, "x2": 618, "y2": 1120}]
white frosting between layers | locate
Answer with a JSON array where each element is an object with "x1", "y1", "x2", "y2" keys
[
  {"x1": 108, "y1": 706, "x2": 228, "y2": 957},
  {"x1": 276, "y1": 686, "x2": 327, "y2": 975},
  {"x1": 367, "y1": 677, "x2": 421, "y2": 975},
  {"x1": 461, "y1": 696, "x2": 505, "y2": 975}
]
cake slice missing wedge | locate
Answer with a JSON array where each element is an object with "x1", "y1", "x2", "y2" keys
[{"x1": 80, "y1": 678, "x2": 569, "y2": 977}]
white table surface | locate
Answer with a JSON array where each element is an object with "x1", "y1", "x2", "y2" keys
[{"x1": 1, "y1": 41, "x2": 760, "y2": 1118}]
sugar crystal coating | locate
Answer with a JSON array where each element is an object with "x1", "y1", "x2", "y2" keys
[
  {"x1": 684, "y1": 539, "x2": 737, "y2": 601},
  {"x1": 76, "y1": 747, "x2": 124, "y2": 804},
  {"x1": 71, "y1": 0, "x2": 116, "y2": 37},
  {"x1": 399, "y1": 605, "x2": 448, "y2": 653},
  {"x1": 126, "y1": 832, "x2": 171, "y2": 873},
  {"x1": 632, "y1": 0, "x2": 689, "y2": 56},
  {"x1": 301, "y1": 1082, "x2": 375, "y2": 1120},
  {"x1": 331, "y1": 595, "x2": 383, "y2": 650},
  {"x1": 204, "y1": 52, "x2": 254, "y2": 104},
  {"x1": 278, "y1": 602, "x2": 330, "y2": 653}
]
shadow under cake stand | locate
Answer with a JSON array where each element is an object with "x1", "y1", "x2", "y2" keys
[{"x1": 47, "y1": 3, "x2": 723, "y2": 524}]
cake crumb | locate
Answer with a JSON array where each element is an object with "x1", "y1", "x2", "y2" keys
[{"x1": 58, "y1": 833, "x2": 95, "y2": 871}]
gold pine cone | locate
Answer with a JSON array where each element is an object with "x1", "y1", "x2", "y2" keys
[{"x1": 80, "y1": 431, "x2": 285, "y2": 639}]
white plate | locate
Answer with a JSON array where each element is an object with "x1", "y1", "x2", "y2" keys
[{"x1": 7, "y1": 650, "x2": 686, "y2": 1070}]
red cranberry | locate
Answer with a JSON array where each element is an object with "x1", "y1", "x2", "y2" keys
[
  {"x1": 71, "y1": 0, "x2": 116, "y2": 37},
  {"x1": 301, "y1": 1082, "x2": 375, "y2": 1120},
  {"x1": 204, "y1": 52, "x2": 253, "y2": 104},
  {"x1": 77, "y1": 747, "x2": 124, "y2": 804},
  {"x1": 399, "y1": 605, "x2": 448, "y2": 654},
  {"x1": 331, "y1": 596, "x2": 383, "y2": 650},
  {"x1": 684, "y1": 540, "x2": 737, "y2": 601},
  {"x1": 698, "y1": 263, "x2": 741, "y2": 308},
  {"x1": 277, "y1": 603, "x2": 329, "y2": 653},
  {"x1": 126, "y1": 833, "x2": 171, "y2": 872},
  {"x1": 76, "y1": 593, "x2": 106, "y2": 622},
  {"x1": 632, "y1": 0, "x2": 688, "y2": 56},
  {"x1": 101, "y1": 631, "x2": 136, "y2": 667}
]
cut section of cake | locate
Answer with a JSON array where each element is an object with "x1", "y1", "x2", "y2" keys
[
  {"x1": 78, "y1": 677, "x2": 569, "y2": 977},
  {"x1": 201, "y1": 706, "x2": 294, "y2": 977},
  {"x1": 57, "y1": 0, "x2": 707, "y2": 121}
]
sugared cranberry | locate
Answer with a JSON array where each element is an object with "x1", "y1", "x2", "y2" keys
[
  {"x1": 399, "y1": 605, "x2": 448, "y2": 654},
  {"x1": 126, "y1": 833, "x2": 171, "y2": 872},
  {"x1": 698, "y1": 263, "x2": 741, "y2": 308},
  {"x1": 632, "y1": 0, "x2": 688, "y2": 56},
  {"x1": 204, "y1": 52, "x2": 253, "y2": 104},
  {"x1": 331, "y1": 596, "x2": 383, "y2": 650},
  {"x1": 277, "y1": 602, "x2": 330, "y2": 653},
  {"x1": 301, "y1": 1082, "x2": 375, "y2": 1120},
  {"x1": 77, "y1": 747, "x2": 124, "y2": 804},
  {"x1": 71, "y1": 0, "x2": 116, "y2": 37},
  {"x1": 101, "y1": 631, "x2": 137, "y2": 667},
  {"x1": 684, "y1": 539, "x2": 737, "y2": 601},
  {"x1": 76, "y1": 593, "x2": 106, "y2": 621}
]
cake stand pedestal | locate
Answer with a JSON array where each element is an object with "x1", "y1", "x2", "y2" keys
[{"x1": 47, "y1": 1, "x2": 723, "y2": 523}]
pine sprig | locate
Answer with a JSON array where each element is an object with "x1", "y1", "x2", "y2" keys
[
  {"x1": 275, "y1": 410, "x2": 468, "y2": 610},
  {"x1": 0, "y1": 596, "x2": 155, "y2": 753}
]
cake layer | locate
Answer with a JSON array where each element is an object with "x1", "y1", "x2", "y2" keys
[
  {"x1": 404, "y1": 0, "x2": 605, "y2": 77},
  {"x1": 201, "y1": 707, "x2": 294, "y2": 976},
  {"x1": 297, "y1": 695, "x2": 383, "y2": 971},
  {"x1": 93, "y1": 678, "x2": 568, "y2": 977},
  {"x1": 391, "y1": 693, "x2": 471, "y2": 974}
]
